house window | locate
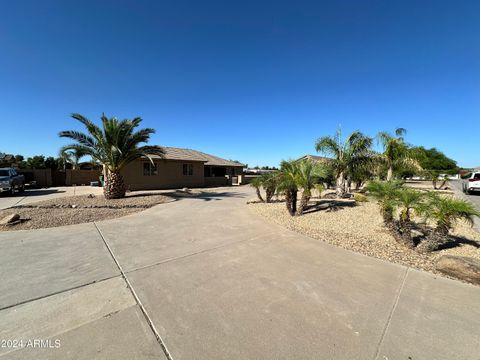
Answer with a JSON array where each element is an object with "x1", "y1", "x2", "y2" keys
[
  {"x1": 143, "y1": 162, "x2": 157, "y2": 176},
  {"x1": 183, "y1": 163, "x2": 193, "y2": 176}
]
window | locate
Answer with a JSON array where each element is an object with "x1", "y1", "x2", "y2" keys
[
  {"x1": 183, "y1": 164, "x2": 193, "y2": 176},
  {"x1": 143, "y1": 162, "x2": 157, "y2": 176}
]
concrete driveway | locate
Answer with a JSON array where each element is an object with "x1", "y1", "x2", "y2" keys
[
  {"x1": 0, "y1": 186, "x2": 104, "y2": 210},
  {"x1": 0, "y1": 187, "x2": 479, "y2": 359}
]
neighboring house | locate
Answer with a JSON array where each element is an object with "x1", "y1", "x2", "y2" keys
[
  {"x1": 296, "y1": 155, "x2": 331, "y2": 163},
  {"x1": 121, "y1": 147, "x2": 245, "y2": 190}
]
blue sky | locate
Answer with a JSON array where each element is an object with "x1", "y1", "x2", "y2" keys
[{"x1": 0, "y1": 0, "x2": 479, "y2": 167}]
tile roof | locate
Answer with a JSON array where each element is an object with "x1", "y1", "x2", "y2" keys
[
  {"x1": 297, "y1": 155, "x2": 332, "y2": 163},
  {"x1": 151, "y1": 147, "x2": 245, "y2": 167}
]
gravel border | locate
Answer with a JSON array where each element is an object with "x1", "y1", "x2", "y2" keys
[
  {"x1": 0, "y1": 193, "x2": 173, "y2": 231},
  {"x1": 248, "y1": 197, "x2": 480, "y2": 279}
]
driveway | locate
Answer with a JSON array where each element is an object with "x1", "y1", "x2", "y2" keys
[{"x1": 0, "y1": 187, "x2": 479, "y2": 359}]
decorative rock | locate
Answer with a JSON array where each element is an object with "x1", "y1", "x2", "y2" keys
[
  {"x1": 436, "y1": 255, "x2": 480, "y2": 285},
  {"x1": 0, "y1": 214, "x2": 20, "y2": 225},
  {"x1": 71, "y1": 204, "x2": 77, "y2": 209}
]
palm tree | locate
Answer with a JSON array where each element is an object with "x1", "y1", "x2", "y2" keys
[
  {"x1": 377, "y1": 128, "x2": 420, "y2": 181},
  {"x1": 260, "y1": 172, "x2": 278, "y2": 203},
  {"x1": 315, "y1": 129, "x2": 373, "y2": 197},
  {"x1": 250, "y1": 176, "x2": 265, "y2": 202},
  {"x1": 416, "y1": 194, "x2": 480, "y2": 252},
  {"x1": 392, "y1": 188, "x2": 425, "y2": 248},
  {"x1": 58, "y1": 148, "x2": 86, "y2": 170},
  {"x1": 295, "y1": 160, "x2": 327, "y2": 215},
  {"x1": 59, "y1": 113, "x2": 164, "y2": 199},
  {"x1": 365, "y1": 180, "x2": 403, "y2": 224},
  {"x1": 277, "y1": 160, "x2": 299, "y2": 216}
]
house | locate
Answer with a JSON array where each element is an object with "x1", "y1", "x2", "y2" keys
[
  {"x1": 121, "y1": 147, "x2": 245, "y2": 190},
  {"x1": 296, "y1": 155, "x2": 331, "y2": 163}
]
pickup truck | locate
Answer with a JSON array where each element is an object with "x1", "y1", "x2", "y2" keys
[
  {"x1": 462, "y1": 172, "x2": 480, "y2": 195},
  {"x1": 0, "y1": 168, "x2": 25, "y2": 195}
]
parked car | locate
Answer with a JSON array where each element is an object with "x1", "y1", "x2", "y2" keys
[
  {"x1": 462, "y1": 172, "x2": 480, "y2": 194},
  {"x1": 0, "y1": 167, "x2": 25, "y2": 195}
]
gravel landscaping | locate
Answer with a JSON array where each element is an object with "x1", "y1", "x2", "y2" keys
[
  {"x1": 0, "y1": 192, "x2": 173, "y2": 231},
  {"x1": 248, "y1": 197, "x2": 480, "y2": 276}
]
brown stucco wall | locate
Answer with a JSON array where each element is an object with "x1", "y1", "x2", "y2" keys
[
  {"x1": 66, "y1": 169, "x2": 102, "y2": 186},
  {"x1": 121, "y1": 159, "x2": 205, "y2": 190}
]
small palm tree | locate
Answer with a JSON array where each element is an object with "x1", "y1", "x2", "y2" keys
[
  {"x1": 417, "y1": 194, "x2": 480, "y2": 252},
  {"x1": 250, "y1": 177, "x2": 265, "y2": 202},
  {"x1": 295, "y1": 160, "x2": 327, "y2": 215},
  {"x1": 315, "y1": 129, "x2": 373, "y2": 197},
  {"x1": 277, "y1": 160, "x2": 299, "y2": 216},
  {"x1": 392, "y1": 188, "x2": 425, "y2": 248},
  {"x1": 377, "y1": 128, "x2": 420, "y2": 181},
  {"x1": 59, "y1": 113, "x2": 164, "y2": 199},
  {"x1": 261, "y1": 172, "x2": 278, "y2": 203},
  {"x1": 365, "y1": 180, "x2": 403, "y2": 224}
]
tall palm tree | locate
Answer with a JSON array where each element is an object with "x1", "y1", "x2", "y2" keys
[
  {"x1": 377, "y1": 128, "x2": 420, "y2": 181},
  {"x1": 59, "y1": 113, "x2": 164, "y2": 199},
  {"x1": 295, "y1": 160, "x2": 327, "y2": 215},
  {"x1": 277, "y1": 160, "x2": 299, "y2": 216},
  {"x1": 315, "y1": 129, "x2": 373, "y2": 197}
]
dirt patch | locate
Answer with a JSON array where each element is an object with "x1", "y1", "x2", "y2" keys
[
  {"x1": 248, "y1": 198, "x2": 480, "y2": 276},
  {"x1": 0, "y1": 193, "x2": 173, "y2": 231}
]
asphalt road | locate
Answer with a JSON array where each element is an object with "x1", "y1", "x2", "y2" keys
[{"x1": 450, "y1": 180, "x2": 480, "y2": 230}]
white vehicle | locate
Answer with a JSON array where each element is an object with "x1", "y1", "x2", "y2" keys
[{"x1": 462, "y1": 172, "x2": 480, "y2": 194}]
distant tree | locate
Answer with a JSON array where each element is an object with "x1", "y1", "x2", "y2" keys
[
  {"x1": 25, "y1": 155, "x2": 46, "y2": 169},
  {"x1": 45, "y1": 156, "x2": 59, "y2": 170},
  {"x1": 411, "y1": 147, "x2": 458, "y2": 174}
]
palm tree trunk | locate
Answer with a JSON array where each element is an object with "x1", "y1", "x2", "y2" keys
[
  {"x1": 255, "y1": 187, "x2": 264, "y2": 202},
  {"x1": 285, "y1": 189, "x2": 297, "y2": 216},
  {"x1": 104, "y1": 171, "x2": 126, "y2": 199},
  {"x1": 296, "y1": 193, "x2": 310, "y2": 216},
  {"x1": 265, "y1": 187, "x2": 275, "y2": 203},
  {"x1": 387, "y1": 166, "x2": 394, "y2": 181},
  {"x1": 336, "y1": 172, "x2": 346, "y2": 197}
]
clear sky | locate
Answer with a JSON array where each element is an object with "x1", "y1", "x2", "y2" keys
[{"x1": 0, "y1": 0, "x2": 479, "y2": 167}]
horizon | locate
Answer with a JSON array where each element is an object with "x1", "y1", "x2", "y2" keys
[{"x1": 1, "y1": 1, "x2": 479, "y2": 167}]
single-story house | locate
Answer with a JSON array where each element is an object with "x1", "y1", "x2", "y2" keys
[
  {"x1": 121, "y1": 147, "x2": 245, "y2": 190},
  {"x1": 296, "y1": 155, "x2": 331, "y2": 163}
]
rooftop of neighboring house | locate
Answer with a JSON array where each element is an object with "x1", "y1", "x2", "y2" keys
[
  {"x1": 296, "y1": 154, "x2": 331, "y2": 163},
  {"x1": 0, "y1": 153, "x2": 14, "y2": 162},
  {"x1": 150, "y1": 147, "x2": 245, "y2": 167}
]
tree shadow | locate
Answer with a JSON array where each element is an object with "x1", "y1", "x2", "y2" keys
[
  {"x1": 437, "y1": 235, "x2": 480, "y2": 250},
  {"x1": 126, "y1": 189, "x2": 248, "y2": 202},
  {"x1": 303, "y1": 199, "x2": 357, "y2": 214},
  {"x1": 0, "y1": 189, "x2": 67, "y2": 198}
]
